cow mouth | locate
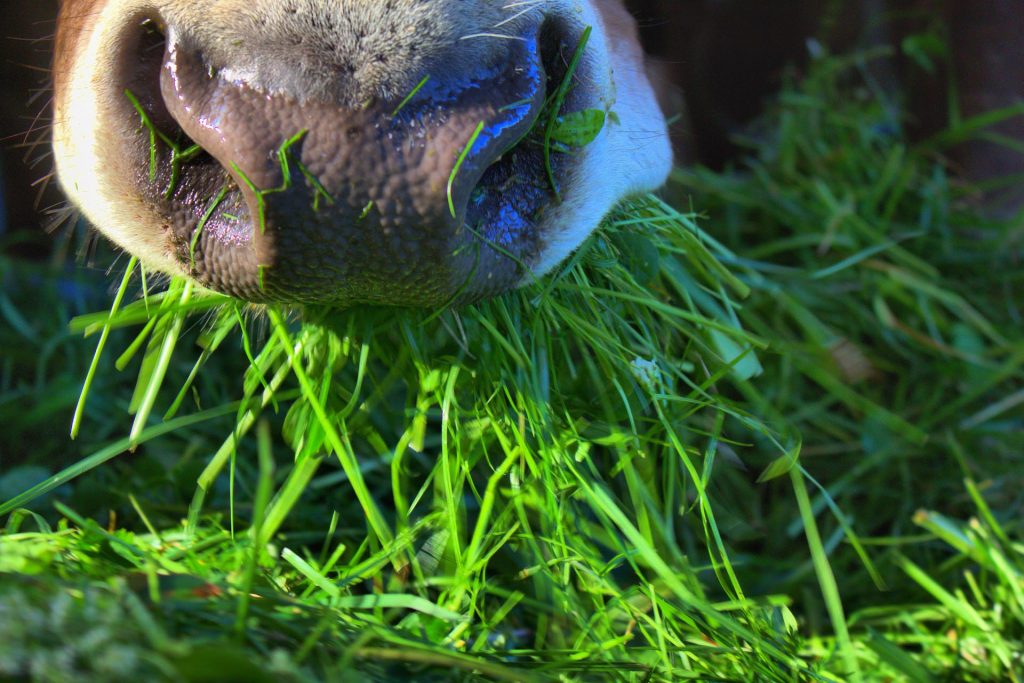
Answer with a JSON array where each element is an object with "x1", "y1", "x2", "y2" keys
[{"x1": 115, "y1": 16, "x2": 589, "y2": 308}]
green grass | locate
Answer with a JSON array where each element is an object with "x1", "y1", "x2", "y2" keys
[{"x1": 2, "y1": 43, "x2": 1023, "y2": 682}]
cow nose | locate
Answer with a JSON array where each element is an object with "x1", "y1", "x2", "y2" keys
[{"x1": 148, "y1": 20, "x2": 552, "y2": 307}]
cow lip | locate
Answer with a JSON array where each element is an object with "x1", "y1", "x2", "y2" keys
[{"x1": 122, "y1": 17, "x2": 584, "y2": 306}]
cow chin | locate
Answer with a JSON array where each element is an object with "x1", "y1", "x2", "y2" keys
[{"x1": 53, "y1": 0, "x2": 672, "y2": 307}]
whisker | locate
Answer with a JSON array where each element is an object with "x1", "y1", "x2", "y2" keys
[
  {"x1": 459, "y1": 32, "x2": 528, "y2": 42},
  {"x1": 494, "y1": 8, "x2": 538, "y2": 28}
]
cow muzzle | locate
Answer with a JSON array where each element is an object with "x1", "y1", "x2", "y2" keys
[
  {"x1": 126, "y1": 15, "x2": 580, "y2": 306},
  {"x1": 53, "y1": 0, "x2": 673, "y2": 308}
]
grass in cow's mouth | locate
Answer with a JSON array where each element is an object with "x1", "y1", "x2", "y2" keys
[{"x1": 3, "y1": 40, "x2": 1024, "y2": 683}]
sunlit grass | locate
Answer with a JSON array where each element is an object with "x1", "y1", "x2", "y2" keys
[
  {"x1": 1, "y1": 39, "x2": 1023, "y2": 683},
  {"x1": 5, "y1": 194, "x2": 806, "y2": 679}
]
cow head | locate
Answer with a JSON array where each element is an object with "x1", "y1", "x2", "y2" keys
[{"x1": 53, "y1": 0, "x2": 671, "y2": 307}]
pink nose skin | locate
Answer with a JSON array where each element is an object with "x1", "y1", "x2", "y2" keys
[
  {"x1": 52, "y1": 1, "x2": 675, "y2": 303},
  {"x1": 122, "y1": 17, "x2": 578, "y2": 307}
]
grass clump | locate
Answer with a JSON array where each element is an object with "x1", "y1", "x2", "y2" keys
[
  {"x1": 2, "y1": 39, "x2": 1024, "y2": 683},
  {"x1": 5, "y1": 194, "x2": 802, "y2": 681}
]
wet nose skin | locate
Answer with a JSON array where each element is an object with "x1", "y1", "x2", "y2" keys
[{"x1": 153, "y1": 27, "x2": 550, "y2": 307}]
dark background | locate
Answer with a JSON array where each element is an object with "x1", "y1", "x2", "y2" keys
[{"x1": 1, "y1": 1, "x2": 60, "y2": 254}]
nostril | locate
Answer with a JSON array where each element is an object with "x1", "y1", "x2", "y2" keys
[
  {"x1": 538, "y1": 17, "x2": 589, "y2": 110},
  {"x1": 116, "y1": 16, "x2": 223, "y2": 199},
  {"x1": 121, "y1": 17, "x2": 178, "y2": 137},
  {"x1": 107, "y1": 16, "x2": 261, "y2": 296}
]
